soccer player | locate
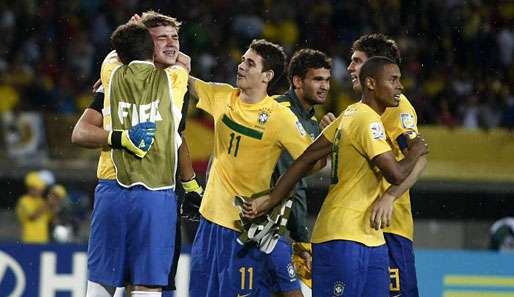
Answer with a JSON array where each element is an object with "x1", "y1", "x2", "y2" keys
[
  {"x1": 71, "y1": 11, "x2": 197, "y2": 296},
  {"x1": 320, "y1": 34, "x2": 427, "y2": 297},
  {"x1": 268, "y1": 48, "x2": 331, "y2": 296},
  {"x1": 242, "y1": 56, "x2": 429, "y2": 297},
  {"x1": 72, "y1": 23, "x2": 187, "y2": 297},
  {"x1": 187, "y1": 39, "x2": 313, "y2": 297}
]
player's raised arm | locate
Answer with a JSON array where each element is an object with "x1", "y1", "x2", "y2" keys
[
  {"x1": 71, "y1": 90, "x2": 108, "y2": 148},
  {"x1": 242, "y1": 134, "x2": 333, "y2": 219}
]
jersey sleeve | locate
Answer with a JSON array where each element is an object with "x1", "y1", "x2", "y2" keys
[
  {"x1": 276, "y1": 108, "x2": 312, "y2": 159},
  {"x1": 353, "y1": 112, "x2": 391, "y2": 160},
  {"x1": 89, "y1": 91, "x2": 104, "y2": 113},
  {"x1": 194, "y1": 78, "x2": 235, "y2": 116},
  {"x1": 384, "y1": 95, "x2": 418, "y2": 151},
  {"x1": 165, "y1": 65, "x2": 189, "y2": 112},
  {"x1": 321, "y1": 114, "x2": 343, "y2": 143},
  {"x1": 100, "y1": 51, "x2": 122, "y2": 90}
]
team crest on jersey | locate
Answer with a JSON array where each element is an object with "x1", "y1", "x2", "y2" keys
[
  {"x1": 333, "y1": 281, "x2": 345, "y2": 296},
  {"x1": 370, "y1": 122, "x2": 385, "y2": 140},
  {"x1": 296, "y1": 121, "x2": 307, "y2": 136},
  {"x1": 400, "y1": 113, "x2": 415, "y2": 129},
  {"x1": 287, "y1": 263, "x2": 296, "y2": 279},
  {"x1": 258, "y1": 109, "x2": 270, "y2": 124}
]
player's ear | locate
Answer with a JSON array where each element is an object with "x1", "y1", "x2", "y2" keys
[
  {"x1": 263, "y1": 69, "x2": 274, "y2": 84},
  {"x1": 292, "y1": 75, "x2": 303, "y2": 89},
  {"x1": 365, "y1": 76, "x2": 375, "y2": 91}
]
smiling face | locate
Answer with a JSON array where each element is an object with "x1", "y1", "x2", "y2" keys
[
  {"x1": 148, "y1": 25, "x2": 179, "y2": 68},
  {"x1": 293, "y1": 67, "x2": 331, "y2": 107},
  {"x1": 374, "y1": 63, "x2": 404, "y2": 108},
  {"x1": 236, "y1": 49, "x2": 270, "y2": 91},
  {"x1": 347, "y1": 50, "x2": 368, "y2": 92}
]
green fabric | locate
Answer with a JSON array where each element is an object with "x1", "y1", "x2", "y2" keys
[
  {"x1": 222, "y1": 114, "x2": 263, "y2": 140},
  {"x1": 109, "y1": 62, "x2": 177, "y2": 189},
  {"x1": 273, "y1": 89, "x2": 321, "y2": 242}
]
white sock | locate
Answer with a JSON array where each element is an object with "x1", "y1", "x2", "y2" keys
[
  {"x1": 86, "y1": 281, "x2": 116, "y2": 297},
  {"x1": 113, "y1": 287, "x2": 125, "y2": 297},
  {"x1": 131, "y1": 291, "x2": 161, "y2": 297}
]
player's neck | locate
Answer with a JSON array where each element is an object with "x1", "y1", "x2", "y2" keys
[
  {"x1": 294, "y1": 89, "x2": 314, "y2": 112},
  {"x1": 240, "y1": 87, "x2": 268, "y2": 104},
  {"x1": 361, "y1": 94, "x2": 386, "y2": 115}
]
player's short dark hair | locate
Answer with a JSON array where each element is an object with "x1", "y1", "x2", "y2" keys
[
  {"x1": 352, "y1": 34, "x2": 401, "y2": 64},
  {"x1": 111, "y1": 24, "x2": 154, "y2": 65},
  {"x1": 358, "y1": 56, "x2": 397, "y2": 89},
  {"x1": 288, "y1": 48, "x2": 332, "y2": 84},
  {"x1": 141, "y1": 10, "x2": 181, "y2": 31},
  {"x1": 249, "y1": 39, "x2": 287, "y2": 90}
]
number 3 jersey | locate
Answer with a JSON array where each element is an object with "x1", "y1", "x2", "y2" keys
[{"x1": 193, "y1": 79, "x2": 312, "y2": 231}]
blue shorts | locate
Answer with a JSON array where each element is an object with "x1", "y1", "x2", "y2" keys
[
  {"x1": 87, "y1": 180, "x2": 177, "y2": 287},
  {"x1": 312, "y1": 240, "x2": 389, "y2": 297},
  {"x1": 265, "y1": 237, "x2": 301, "y2": 293},
  {"x1": 384, "y1": 233, "x2": 419, "y2": 297},
  {"x1": 189, "y1": 217, "x2": 271, "y2": 297}
]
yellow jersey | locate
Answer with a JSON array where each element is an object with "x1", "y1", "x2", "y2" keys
[
  {"x1": 381, "y1": 94, "x2": 418, "y2": 240},
  {"x1": 312, "y1": 102, "x2": 392, "y2": 246},
  {"x1": 16, "y1": 194, "x2": 52, "y2": 243},
  {"x1": 194, "y1": 79, "x2": 312, "y2": 231},
  {"x1": 96, "y1": 51, "x2": 188, "y2": 180}
]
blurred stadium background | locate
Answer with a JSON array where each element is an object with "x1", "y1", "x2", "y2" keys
[{"x1": 0, "y1": 0, "x2": 513, "y2": 296}]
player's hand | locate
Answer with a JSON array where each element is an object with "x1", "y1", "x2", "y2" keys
[
  {"x1": 241, "y1": 194, "x2": 275, "y2": 219},
  {"x1": 292, "y1": 242, "x2": 312, "y2": 288},
  {"x1": 181, "y1": 176, "x2": 203, "y2": 222},
  {"x1": 92, "y1": 78, "x2": 102, "y2": 93},
  {"x1": 293, "y1": 242, "x2": 312, "y2": 274},
  {"x1": 406, "y1": 134, "x2": 429, "y2": 157},
  {"x1": 176, "y1": 51, "x2": 191, "y2": 73},
  {"x1": 127, "y1": 14, "x2": 142, "y2": 25},
  {"x1": 319, "y1": 112, "x2": 336, "y2": 130},
  {"x1": 109, "y1": 122, "x2": 156, "y2": 158},
  {"x1": 370, "y1": 192, "x2": 396, "y2": 230}
]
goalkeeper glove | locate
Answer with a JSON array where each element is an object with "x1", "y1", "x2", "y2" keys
[
  {"x1": 108, "y1": 122, "x2": 156, "y2": 158},
  {"x1": 180, "y1": 175, "x2": 203, "y2": 222}
]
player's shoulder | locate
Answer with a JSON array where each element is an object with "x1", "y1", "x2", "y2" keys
[
  {"x1": 344, "y1": 102, "x2": 379, "y2": 121},
  {"x1": 270, "y1": 98, "x2": 297, "y2": 118},
  {"x1": 397, "y1": 94, "x2": 415, "y2": 113},
  {"x1": 273, "y1": 93, "x2": 292, "y2": 105},
  {"x1": 164, "y1": 65, "x2": 188, "y2": 76}
]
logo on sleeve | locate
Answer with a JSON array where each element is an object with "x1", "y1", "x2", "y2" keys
[
  {"x1": 370, "y1": 122, "x2": 385, "y2": 140},
  {"x1": 400, "y1": 113, "x2": 415, "y2": 129},
  {"x1": 296, "y1": 121, "x2": 307, "y2": 136}
]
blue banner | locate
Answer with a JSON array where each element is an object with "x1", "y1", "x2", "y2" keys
[{"x1": 1, "y1": 244, "x2": 513, "y2": 297}]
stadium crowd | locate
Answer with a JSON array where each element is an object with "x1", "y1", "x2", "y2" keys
[{"x1": 0, "y1": 0, "x2": 513, "y2": 129}]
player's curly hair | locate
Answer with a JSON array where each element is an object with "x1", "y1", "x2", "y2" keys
[
  {"x1": 111, "y1": 24, "x2": 154, "y2": 64},
  {"x1": 288, "y1": 48, "x2": 332, "y2": 84},
  {"x1": 352, "y1": 34, "x2": 401, "y2": 64},
  {"x1": 249, "y1": 39, "x2": 287, "y2": 92},
  {"x1": 141, "y1": 10, "x2": 182, "y2": 31}
]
